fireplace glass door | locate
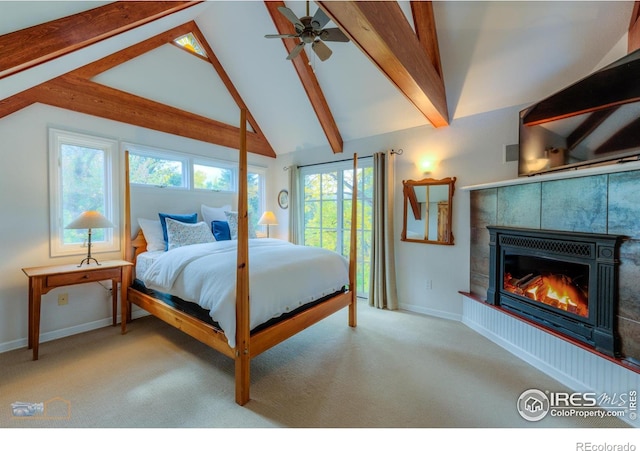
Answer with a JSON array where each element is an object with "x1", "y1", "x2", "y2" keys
[{"x1": 502, "y1": 253, "x2": 589, "y2": 318}]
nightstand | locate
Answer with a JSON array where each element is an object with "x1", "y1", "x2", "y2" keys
[{"x1": 22, "y1": 260, "x2": 133, "y2": 360}]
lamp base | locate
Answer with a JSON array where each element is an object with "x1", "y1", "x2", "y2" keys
[{"x1": 78, "y1": 257, "x2": 101, "y2": 267}]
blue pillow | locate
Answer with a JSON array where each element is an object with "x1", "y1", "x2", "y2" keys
[
  {"x1": 159, "y1": 213, "x2": 198, "y2": 250},
  {"x1": 212, "y1": 220, "x2": 231, "y2": 241}
]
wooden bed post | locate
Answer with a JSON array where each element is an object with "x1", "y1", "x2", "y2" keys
[
  {"x1": 122, "y1": 150, "x2": 132, "y2": 334},
  {"x1": 235, "y1": 108, "x2": 251, "y2": 405},
  {"x1": 349, "y1": 154, "x2": 358, "y2": 327}
]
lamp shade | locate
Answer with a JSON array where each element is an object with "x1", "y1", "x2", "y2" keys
[
  {"x1": 65, "y1": 211, "x2": 114, "y2": 230},
  {"x1": 257, "y1": 211, "x2": 278, "y2": 226}
]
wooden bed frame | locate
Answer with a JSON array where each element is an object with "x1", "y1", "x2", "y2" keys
[{"x1": 121, "y1": 109, "x2": 358, "y2": 405}]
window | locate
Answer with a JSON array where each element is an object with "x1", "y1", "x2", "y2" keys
[
  {"x1": 124, "y1": 143, "x2": 266, "y2": 232},
  {"x1": 193, "y1": 160, "x2": 235, "y2": 192},
  {"x1": 300, "y1": 160, "x2": 373, "y2": 297},
  {"x1": 49, "y1": 129, "x2": 119, "y2": 257},
  {"x1": 128, "y1": 147, "x2": 188, "y2": 188},
  {"x1": 173, "y1": 32, "x2": 208, "y2": 59},
  {"x1": 247, "y1": 168, "x2": 266, "y2": 233}
]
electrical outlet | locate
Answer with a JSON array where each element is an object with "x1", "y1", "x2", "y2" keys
[
  {"x1": 57, "y1": 293, "x2": 68, "y2": 306},
  {"x1": 426, "y1": 280, "x2": 433, "y2": 290}
]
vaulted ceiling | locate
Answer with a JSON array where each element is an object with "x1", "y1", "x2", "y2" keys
[{"x1": 0, "y1": 1, "x2": 635, "y2": 158}]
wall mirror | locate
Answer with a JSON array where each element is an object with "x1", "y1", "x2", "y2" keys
[{"x1": 401, "y1": 177, "x2": 456, "y2": 245}]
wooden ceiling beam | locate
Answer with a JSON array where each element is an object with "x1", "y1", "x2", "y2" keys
[
  {"x1": 189, "y1": 23, "x2": 273, "y2": 155},
  {"x1": 32, "y1": 75, "x2": 274, "y2": 157},
  {"x1": 1, "y1": 18, "x2": 276, "y2": 157},
  {"x1": 411, "y1": 1, "x2": 443, "y2": 80},
  {"x1": 317, "y1": 1, "x2": 449, "y2": 128},
  {"x1": 628, "y1": 2, "x2": 640, "y2": 52},
  {"x1": 265, "y1": 1, "x2": 343, "y2": 153},
  {"x1": 70, "y1": 20, "x2": 275, "y2": 156},
  {"x1": 0, "y1": 1, "x2": 201, "y2": 80},
  {"x1": 71, "y1": 23, "x2": 195, "y2": 79},
  {"x1": 0, "y1": 89, "x2": 37, "y2": 119}
]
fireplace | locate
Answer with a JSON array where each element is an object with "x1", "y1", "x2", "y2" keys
[{"x1": 486, "y1": 226, "x2": 624, "y2": 357}]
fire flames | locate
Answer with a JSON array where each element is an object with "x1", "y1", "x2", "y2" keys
[{"x1": 503, "y1": 272, "x2": 588, "y2": 317}]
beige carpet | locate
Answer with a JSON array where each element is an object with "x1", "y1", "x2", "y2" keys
[{"x1": 0, "y1": 302, "x2": 630, "y2": 430}]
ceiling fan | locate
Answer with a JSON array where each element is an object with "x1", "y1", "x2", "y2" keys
[{"x1": 265, "y1": 2, "x2": 349, "y2": 62}]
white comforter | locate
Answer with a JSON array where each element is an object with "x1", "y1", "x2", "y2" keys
[{"x1": 140, "y1": 238, "x2": 349, "y2": 348}]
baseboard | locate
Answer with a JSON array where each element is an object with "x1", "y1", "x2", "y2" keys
[
  {"x1": 461, "y1": 294, "x2": 640, "y2": 427},
  {"x1": 0, "y1": 309, "x2": 150, "y2": 355},
  {"x1": 399, "y1": 302, "x2": 462, "y2": 322}
]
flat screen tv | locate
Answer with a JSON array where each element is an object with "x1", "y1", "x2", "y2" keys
[{"x1": 518, "y1": 48, "x2": 640, "y2": 176}]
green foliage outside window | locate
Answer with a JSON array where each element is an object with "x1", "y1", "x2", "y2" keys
[
  {"x1": 61, "y1": 144, "x2": 106, "y2": 244},
  {"x1": 303, "y1": 165, "x2": 373, "y2": 295},
  {"x1": 194, "y1": 163, "x2": 233, "y2": 191},
  {"x1": 247, "y1": 172, "x2": 261, "y2": 233},
  {"x1": 129, "y1": 154, "x2": 183, "y2": 187}
]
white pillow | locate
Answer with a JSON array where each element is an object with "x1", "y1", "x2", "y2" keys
[
  {"x1": 166, "y1": 218, "x2": 215, "y2": 250},
  {"x1": 137, "y1": 218, "x2": 166, "y2": 252},
  {"x1": 224, "y1": 211, "x2": 257, "y2": 240},
  {"x1": 201, "y1": 204, "x2": 231, "y2": 226}
]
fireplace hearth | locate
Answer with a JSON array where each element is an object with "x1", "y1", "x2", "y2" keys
[{"x1": 487, "y1": 226, "x2": 624, "y2": 357}]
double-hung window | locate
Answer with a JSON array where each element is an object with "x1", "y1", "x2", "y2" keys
[
  {"x1": 49, "y1": 129, "x2": 119, "y2": 257},
  {"x1": 300, "y1": 160, "x2": 373, "y2": 297}
]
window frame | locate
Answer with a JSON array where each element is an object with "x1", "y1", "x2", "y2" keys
[
  {"x1": 123, "y1": 142, "x2": 267, "y2": 225},
  {"x1": 49, "y1": 128, "x2": 120, "y2": 258},
  {"x1": 125, "y1": 143, "x2": 190, "y2": 190},
  {"x1": 192, "y1": 157, "x2": 237, "y2": 193},
  {"x1": 247, "y1": 165, "x2": 267, "y2": 232},
  {"x1": 299, "y1": 159, "x2": 373, "y2": 298}
]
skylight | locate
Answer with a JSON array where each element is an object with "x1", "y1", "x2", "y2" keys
[{"x1": 173, "y1": 33, "x2": 207, "y2": 58}]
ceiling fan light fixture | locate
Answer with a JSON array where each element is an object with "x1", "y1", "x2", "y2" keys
[
  {"x1": 266, "y1": 3, "x2": 349, "y2": 62},
  {"x1": 301, "y1": 31, "x2": 315, "y2": 44}
]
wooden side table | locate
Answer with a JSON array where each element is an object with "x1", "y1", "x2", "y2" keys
[{"x1": 22, "y1": 260, "x2": 133, "y2": 360}]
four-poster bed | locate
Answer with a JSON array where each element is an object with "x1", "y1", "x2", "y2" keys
[{"x1": 121, "y1": 110, "x2": 358, "y2": 405}]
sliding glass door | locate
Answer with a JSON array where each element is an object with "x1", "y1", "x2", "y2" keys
[{"x1": 300, "y1": 160, "x2": 373, "y2": 298}]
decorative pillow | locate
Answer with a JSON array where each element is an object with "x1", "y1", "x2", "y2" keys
[
  {"x1": 201, "y1": 204, "x2": 231, "y2": 227},
  {"x1": 212, "y1": 220, "x2": 231, "y2": 241},
  {"x1": 224, "y1": 211, "x2": 257, "y2": 240},
  {"x1": 165, "y1": 218, "x2": 215, "y2": 250},
  {"x1": 225, "y1": 211, "x2": 239, "y2": 240},
  {"x1": 159, "y1": 212, "x2": 198, "y2": 250},
  {"x1": 137, "y1": 218, "x2": 165, "y2": 252}
]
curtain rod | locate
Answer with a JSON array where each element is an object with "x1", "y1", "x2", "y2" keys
[{"x1": 283, "y1": 148, "x2": 402, "y2": 171}]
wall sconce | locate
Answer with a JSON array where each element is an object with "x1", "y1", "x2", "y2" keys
[{"x1": 417, "y1": 159, "x2": 436, "y2": 174}]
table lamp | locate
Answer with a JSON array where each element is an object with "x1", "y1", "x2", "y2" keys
[
  {"x1": 257, "y1": 211, "x2": 278, "y2": 238},
  {"x1": 65, "y1": 211, "x2": 114, "y2": 266}
]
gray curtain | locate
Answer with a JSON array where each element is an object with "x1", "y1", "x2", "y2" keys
[
  {"x1": 369, "y1": 151, "x2": 398, "y2": 310},
  {"x1": 288, "y1": 165, "x2": 301, "y2": 244}
]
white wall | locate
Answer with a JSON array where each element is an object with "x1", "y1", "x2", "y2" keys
[
  {"x1": 280, "y1": 105, "x2": 524, "y2": 319},
  {"x1": 0, "y1": 100, "x2": 529, "y2": 351},
  {"x1": 0, "y1": 104, "x2": 277, "y2": 352}
]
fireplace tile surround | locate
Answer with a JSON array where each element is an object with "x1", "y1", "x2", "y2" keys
[{"x1": 470, "y1": 169, "x2": 640, "y2": 363}]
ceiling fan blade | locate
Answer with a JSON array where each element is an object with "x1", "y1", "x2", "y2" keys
[
  {"x1": 312, "y1": 40, "x2": 332, "y2": 61},
  {"x1": 265, "y1": 33, "x2": 298, "y2": 39},
  {"x1": 286, "y1": 42, "x2": 305, "y2": 60},
  {"x1": 319, "y1": 28, "x2": 349, "y2": 43},
  {"x1": 278, "y1": 6, "x2": 304, "y2": 33},
  {"x1": 311, "y1": 7, "x2": 331, "y2": 30}
]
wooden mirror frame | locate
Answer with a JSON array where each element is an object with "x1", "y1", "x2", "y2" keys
[{"x1": 401, "y1": 177, "x2": 456, "y2": 245}]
